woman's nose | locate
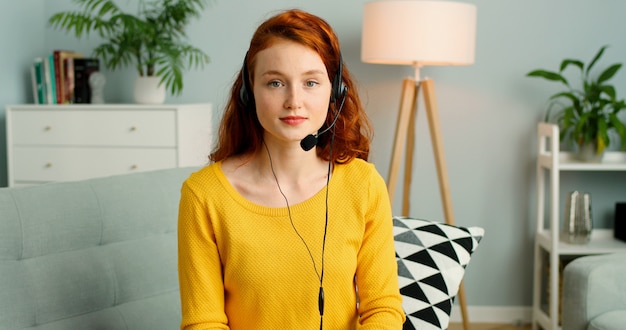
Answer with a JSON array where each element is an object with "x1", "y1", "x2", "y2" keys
[{"x1": 284, "y1": 86, "x2": 302, "y2": 109}]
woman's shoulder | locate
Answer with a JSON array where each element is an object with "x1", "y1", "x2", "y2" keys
[
  {"x1": 337, "y1": 158, "x2": 385, "y2": 185},
  {"x1": 334, "y1": 159, "x2": 389, "y2": 205},
  {"x1": 183, "y1": 162, "x2": 223, "y2": 190},
  {"x1": 339, "y1": 158, "x2": 378, "y2": 176}
]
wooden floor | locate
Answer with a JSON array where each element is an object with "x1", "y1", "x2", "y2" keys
[{"x1": 448, "y1": 323, "x2": 531, "y2": 330}]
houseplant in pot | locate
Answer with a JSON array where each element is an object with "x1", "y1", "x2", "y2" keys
[
  {"x1": 526, "y1": 45, "x2": 626, "y2": 162},
  {"x1": 48, "y1": 0, "x2": 210, "y2": 104}
]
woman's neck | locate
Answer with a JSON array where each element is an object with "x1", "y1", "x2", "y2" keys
[
  {"x1": 220, "y1": 141, "x2": 331, "y2": 207},
  {"x1": 259, "y1": 141, "x2": 328, "y2": 186}
]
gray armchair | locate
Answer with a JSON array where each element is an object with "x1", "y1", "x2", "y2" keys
[{"x1": 562, "y1": 253, "x2": 626, "y2": 330}]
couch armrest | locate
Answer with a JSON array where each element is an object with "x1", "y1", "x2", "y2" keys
[{"x1": 562, "y1": 253, "x2": 626, "y2": 330}]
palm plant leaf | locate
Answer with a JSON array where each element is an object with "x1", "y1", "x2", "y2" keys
[
  {"x1": 560, "y1": 59, "x2": 583, "y2": 73},
  {"x1": 609, "y1": 113, "x2": 626, "y2": 148},
  {"x1": 585, "y1": 45, "x2": 608, "y2": 77},
  {"x1": 527, "y1": 70, "x2": 568, "y2": 86},
  {"x1": 599, "y1": 85, "x2": 616, "y2": 100},
  {"x1": 527, "y1": 45, "x2": 626, "y2": 150},
  {"x1": 597, "y1": 63, "x2": 622, "y2": 85},
  {"x1": 48, "y1": 0, "x2": 211, "y2": 96}
]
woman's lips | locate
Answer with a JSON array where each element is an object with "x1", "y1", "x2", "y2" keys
[{"x1": 280, "y1": 116, "x2": 306, "y2": 125}]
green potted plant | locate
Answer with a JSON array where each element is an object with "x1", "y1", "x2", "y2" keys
[
  {"x1": 48, "y1": 0, "x2": 210, "y2": 104},
  {"x1": 526, "y1": 45, "x2": 626, "y2": 161}
]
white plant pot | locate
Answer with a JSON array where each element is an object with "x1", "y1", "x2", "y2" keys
[{"x1": 134, "y1": 76, "x2": 166, "y2": 104}]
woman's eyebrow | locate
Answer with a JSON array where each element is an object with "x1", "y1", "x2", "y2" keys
[{"x1": 261, "y1": 69, "x2": 326, "y2": 77}]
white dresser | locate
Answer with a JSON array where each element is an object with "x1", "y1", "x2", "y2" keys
[{"x1": 5, "y1": 104, "x2": 212, "y2": 186}]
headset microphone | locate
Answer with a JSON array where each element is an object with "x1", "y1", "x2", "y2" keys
[
  {"x1": 300, "y1": 134, "x2": 319, "y2": 152},
  {"x1": 300, "y1": 88, "x2": 347, "y2": 151}
]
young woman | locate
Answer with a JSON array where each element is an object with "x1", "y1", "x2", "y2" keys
[{"x1": 178, "y1": 9, "x2": 405, "y2": 329}]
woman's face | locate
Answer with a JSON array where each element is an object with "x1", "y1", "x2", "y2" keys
[{"x1": 252, "y1": 40, "x2": 332, "y2": 148}]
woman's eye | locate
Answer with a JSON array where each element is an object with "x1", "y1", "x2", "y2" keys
[
  {"x1": 268, "y1": 81, "x2": 282, "y2": 88},
  {"x1": 306, "y1": 81, "x2": 319, "y2": 87}
]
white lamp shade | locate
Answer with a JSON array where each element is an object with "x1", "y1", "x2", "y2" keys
[{"x1": 361, "y1": 0, "x2": 477, "y2": 66}]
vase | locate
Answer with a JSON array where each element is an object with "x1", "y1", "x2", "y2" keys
[
  {"x1": 133, "y1": 76, "x2": 166, "y2": 104},
  {"x1": 562, "y1": 191, "x2": 593, "y2": 244},
  {"x1": 576, "y1": 141, "x2": 604, "y2": 162}
]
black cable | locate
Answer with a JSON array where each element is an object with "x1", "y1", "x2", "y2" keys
[
  {"x1": 265, "y1": 143, "x2": 323, "y2": 283},
  {"x1": 264, "y1": 95, "x2": 336, "y2": 329},
  {"x1": 319, "y1": 119, "x2": 334, "y2": 330},
  {"x1": 264, "y1": 134, "x2": 332, "y2": 329}
]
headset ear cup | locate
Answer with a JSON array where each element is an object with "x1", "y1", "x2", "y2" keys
[
  {"x1": 331, "y1": 78, "x2": 347, "y2": 102},
  {"x1": 239, "y1": 83, "x2": 248, "y2": 106},
  {"x1": 330, "y1": 53, "x2": 347, "y2": 102},
  {"x1": 339, "y1": 83, "x2": 347, "y2": 99},
  {"x1": 239, "y1": 52, "x2": 253, "y2": 108}
]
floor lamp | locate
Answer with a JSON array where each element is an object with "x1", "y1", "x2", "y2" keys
[{"x1": 361, "y1": 1, "x2": 477, "y2": 329}]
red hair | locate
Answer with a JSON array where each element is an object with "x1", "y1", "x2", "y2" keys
[{"x1": 210, "y1": 9, "x2": 373, "y2": 163}]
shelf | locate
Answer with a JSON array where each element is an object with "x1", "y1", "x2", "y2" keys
[
  {"x1": 537, "y1": 229, "x2": 626, "y2": 255},
  {"x1": 538, "y1": 151, "x2": 626, "y2": 171},
  {"x1": 533, "y1": 122, "x2": 626, "y2": 330},
  {"x1": 533, "y1": 309, "x2": 555, "y2": 330}
]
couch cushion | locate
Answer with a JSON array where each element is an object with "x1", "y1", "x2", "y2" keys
[
  {"x1": 563, "y1": 253, "x2": 626, "y2": 330},
  {"x1": 393, "y1": 216, "x2": 484, "y2": 330},
  {"x1": 0, "y1": 167, "x2": 197, "y2": 329},
  {"x1": 2, "y1": 183, "x2": 102, "y2": 260},
  {"x1": 588, "y1": 310, "x2": 626, "y2": 330}
]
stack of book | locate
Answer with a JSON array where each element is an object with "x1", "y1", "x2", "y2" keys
[{"x1": 31, "y1": 50, "x2": 100, "y2": 104}]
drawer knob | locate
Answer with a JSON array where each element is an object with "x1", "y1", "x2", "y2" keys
[
  {"x1": 129, "y1": 126, "x2": 137, "y2": 132},
  {"x1": 130, "y1": 164, "x2": 138, "y2": 170},
  {"x1": 45, "y1": 163, "x2": 53, "y2": 168},
  {"x1": 44, "y1": 126, "x2": 52, "y2": 131}
]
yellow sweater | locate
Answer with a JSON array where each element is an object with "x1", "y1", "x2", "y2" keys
[{"x1": 178, "y1": 159, "x2": 405, "y2": 329}]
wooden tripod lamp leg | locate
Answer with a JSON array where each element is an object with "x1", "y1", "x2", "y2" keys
[
  {"x1": 402, "y1": 82, "x2": 419, "y2": 216},
  {"x1": 421, "y1": 78, "x2": 455, "y2": 226},
  {"x1": 387, "y1": 78, "x2": 417, "y2": 206},
  {"x1": 421, "y1": 78, "x2": 471, "y2": 330}
]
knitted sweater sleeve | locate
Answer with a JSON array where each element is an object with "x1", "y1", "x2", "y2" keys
[
  {"x1": 178, "y1": 178, "x2": 230, "y2": 330},
  {"x1": 355, "y1": 166, "x2": 406, "y2": 329}
]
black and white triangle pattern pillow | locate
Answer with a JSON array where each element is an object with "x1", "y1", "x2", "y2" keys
[{"x1": 393, "y1": 216, "x2": 484, "y2": 330}]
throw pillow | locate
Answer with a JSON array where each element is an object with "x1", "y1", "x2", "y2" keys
[{"x1": 393, "y1": 216, "x2": 484, "y2": 330}]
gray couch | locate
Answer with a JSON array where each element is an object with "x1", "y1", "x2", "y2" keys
[
  {"x1": 562, "y1": 252, "x2": 626, "y2": 330},
  {"x1": 0, "y1": 167, "x2": 198, "y2": 330}
]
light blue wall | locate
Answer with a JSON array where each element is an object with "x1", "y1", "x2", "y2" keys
[
  {"x1": 0, "y1": 0, "x2": 48, "y2": 186},
  {"x1": 2, "y1": 0, "x2": 626, "y2": 311}
]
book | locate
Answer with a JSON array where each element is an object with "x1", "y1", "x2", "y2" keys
[
  {"x1": 47, "y1": 54, "x2": 57, "y2": 104},
  {"x1": 52, "y1": 50, "x2": 83, "y2": 104},
  {"x1": 30, "y1": 64, "x2": 39, "y2": 104},
  {"x1": 72, "y1": 58, "x2": 100, "y2": 103},
  {"x1": 64, "y1": 57, "x2": 75, "y2": 103},
  {"x1": 42, "y1": 54, "x2": 56, "y2": 104},
  {"x1": 32, "y1": 58, "x2": 45, "y2": 104}
]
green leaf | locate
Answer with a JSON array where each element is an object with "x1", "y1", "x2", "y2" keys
[
  {"x1": 586, "y1": 45, "x2": 608, "y2": 76},
  {"x1": 527, "y1": 70, "x2": 569, "y2": 85},
  {"x1": 597, "y1": 63, "x2": 622, "y2": 85},
  {"x1": 609, "y1": 113, "x2": 626, "y2": 149},
  {"x1": 561, "y1": 105, "x2": 576, "y2": 127},
  {"x1": 549, "y1": 91, "x2": 581, "y2": 111},
  {"x1": 599, "y1": 85, "x2": 616, "y2": 100},
  {"x1": 596, "y1": 119, "x2": 610, "y2": 151},
  {"x1": 559, "y1": 59, "x2": 584, "y2": 73}
]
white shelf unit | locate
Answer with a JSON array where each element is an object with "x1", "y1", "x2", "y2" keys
[
  {"x1": 5, "y1": 104, "x2": 213, "y2": 187},
  {"x1": 532, "y1": 122, "x2": 626, "y2": 330}
]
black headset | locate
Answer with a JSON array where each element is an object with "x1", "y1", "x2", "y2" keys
[{"x1": 239, "y1": 52, "x2": 347, "y2": 108}]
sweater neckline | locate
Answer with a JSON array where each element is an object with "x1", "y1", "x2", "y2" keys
[{"x1": 212, "y1": 161, "x2": 341, "y2": 217}]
